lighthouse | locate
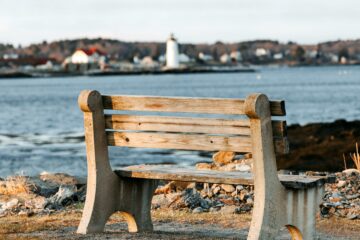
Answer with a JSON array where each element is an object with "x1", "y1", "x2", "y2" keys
[{"x1": 166, "y1": 33, "x2": 180, "y2": 69}]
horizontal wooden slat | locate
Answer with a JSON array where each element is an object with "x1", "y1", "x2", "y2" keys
[
  {"x1": 107, "y1": 131, "x2": 253, "y2": 152},
  {"x1": 270, "y1": 100, "x2": 286, "y2": 116},
  {"x1": 105, "y1": 114, "x2": 251, "y2": 135},
  {"x1": 115, "y1": 165, "x2": 333, "y2": 188},
  {"x1": 102, "y1": 95, "x2": 285, "y2": 116},
  {"x1": 105, "y1": 115, "x2": 287, "y2": 138}
]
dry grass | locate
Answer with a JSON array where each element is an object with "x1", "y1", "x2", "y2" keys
[
  {"x1": 0, "y1": 208, "x2": 359, "y2": 239},
  {"x1": 350, "y1": 142, "x2": 360, "y2": 170},
  {"x1": 0, "y1": 211, "x2": 82, "y2": 234},
  {"x1": 0, "y1": 176, "x2": 35, "y2": 195},
  {"x1": 317, "y1": 216, "x2": 360, "y2": 237}
]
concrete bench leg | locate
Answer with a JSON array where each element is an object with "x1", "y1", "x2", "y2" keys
[
  {"x1": 117, "y1": 178, "x2": 159, "y2": 232},
  {"x1": 285, "y1": 185, "x2": 325, "y2": 240},
  {"x1": 77, "y1": 170, "x2": 120, "y2": 234},
  {"x1": 77, "y1": 173, "x2": 158, "y2": 234}
]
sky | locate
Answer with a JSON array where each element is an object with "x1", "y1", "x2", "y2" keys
[{"x1": 1, "y1": 0, "x2": 359, "y2": 46}]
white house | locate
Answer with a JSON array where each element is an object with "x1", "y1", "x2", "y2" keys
[
  {"x1": 63, "y1": 48, "x2": 106, "y2": 71},
  {"x1": 198, "y1": 52, "x2": 213, "y2": 62},
  {"x1": 220, "y1": 53, "x2": 231, "y2": 63},
  {"x1": 255, "y1": 48, "x2": 269, "y2": 57},
  {"x1": 230, "y1": 51, "x2": 242, "y2": 62}
]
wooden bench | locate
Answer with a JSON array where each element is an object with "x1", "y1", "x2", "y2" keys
[{"x1": 77, "y1": 90, "x2": 332, "y2": 239}]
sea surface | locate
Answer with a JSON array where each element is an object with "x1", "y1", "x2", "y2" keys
[{"x1": 0, "y1": 66, "x2": 359, "y2": 177}]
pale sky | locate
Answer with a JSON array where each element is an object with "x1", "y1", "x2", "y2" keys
[{"x1": 1, "y1": 0, "x2": 359, "y2": 46}]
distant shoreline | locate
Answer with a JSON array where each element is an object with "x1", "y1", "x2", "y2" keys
[{"x1": 1, "y1": 64, "x2": 359, "y2": 79}]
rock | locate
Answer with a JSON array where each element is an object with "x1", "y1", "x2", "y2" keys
[
  {"x1": 337, "y1": 180, "x2": 347, "y2": 188},
  {"x1": 182, "y1": 188, "x2": 202, "y2": 209},
  {"x1": 342, "y1": 169, "x2": 360, "y2": 176},
  {"x1": 236, "y1": 185, "x2": 244, "y2": 192},
  {"x1": 25, "y1": 196, "x2": 46, "y2": 209},
  {"x1": 220, "y1": 205, "x2": 237, "y2": 214},
  {"x1": 221, "y1": 184, "x2": 235, "y2": 193},
  {"x1": 0, "y1": 209, "x2": 6, "y2": 217},
  {"x1": 192, "y1": 207, "x2": 203, "y2": 213},
  {"x1": 219, "y1": 163, "x2": 237, "y2": 171},
  {"x1": 212, "y1": 151, "x2": 235, "y2": 166},
  {"x1": 346, "y1": 213, "x2": 358, "y2": 220},
  {"x1": 346, "y1": 194, "x2": 360, "y2": 200},
  {"x1": 213, "y1": 186, "x2": 221, "y2": 195},
  {"x1": 18, "y1": 210, "x2": 31, "y2": 217},
  {"x1": 39, "y1": 172, "x2": 82, "y2": 186},
  {"x1": 45, "y1": 185, "x2": 77, "y2": 209},
  {"x1": 152, "y1": 192, "x2": 182, "y2": 209},
  {"x1": 235, "y1": 164, "x2": 251, "y2": 172},
  {"x1": 209, "y1": 206, "x2": 220, "y2": 212},
  {"x1": 200, "y1": 198, "x2": 212, "y2": 209},
  {"x1": 246, "y1": 197, "x2": 254, "y2": 205},
  {"x1": 195, "y1": 162, "x2": 213, "y2": 170},
  {"x1": 2, "y1": 198, "x2": 19, "y2": 210}
]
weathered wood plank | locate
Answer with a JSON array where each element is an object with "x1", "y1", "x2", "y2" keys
[
  {"x1": 114, "y1": 165, "x2": 332, "y2": 189},
  {"x1": 105, "y1": 114, "x2": 251, "y2": 135},
  {"x1": 107, "y1": 131, "x2": 253, "y2": 152},
  {"x1": 105, "y1": 115, "x2": 286, "y2": 137},
  {"x1": 102, "y1": 95, "x2": 285, "y2": 116}
]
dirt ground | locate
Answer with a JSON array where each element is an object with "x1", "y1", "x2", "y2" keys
[{"x1": 1, "y1": 209, "x2": 359, "y2": 240}]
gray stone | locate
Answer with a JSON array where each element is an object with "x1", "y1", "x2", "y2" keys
[
  {"x1": 1, "y1": 198, "x2": 19, "y2": 210},
  {"x1": 235, "y1": 164, "x2": 251, "y2": 172},
  {"x1": 213, "y1": 186, "x2": 221, "y2": 194},
  {"x1": 346, "y1": 213, "x2": 358, "y2": 220},
  {"x1": 220, "y1": 205, "x2": 237, "y2": 214},
  {"x1": 337, "y1": 180, "x2": 347, "y2": 188},
  {"x1": 246, "y1": 197, "x2": 254, "y2": 205},
  {"x1": 346, "y1": 194, "x2": 360, "y2": 200},
  {"x1": 209, "y1": 206, "x2": 220, "y2": 212},
  {"x1": 192, "y1": 207, "x2": 203, "y2": 213},
  {"x1": 45, "y1": 185, "x2": 77, "y2": 209},
  {"x1": 182, "y1": 188, "x2": 202, "y2": 209}
]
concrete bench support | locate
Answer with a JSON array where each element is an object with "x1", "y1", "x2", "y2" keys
[{"x1": 77, "y1": 90, "x2": 329, "y2": 239}]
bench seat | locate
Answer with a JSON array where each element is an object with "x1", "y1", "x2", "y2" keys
[{"x1": 115, "y1": 164, "x2": 334, "y2": 189}]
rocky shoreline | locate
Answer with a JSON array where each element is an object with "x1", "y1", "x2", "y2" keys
[{"x1": 0, "y1": 169, "x2": 359, "y2": 221}]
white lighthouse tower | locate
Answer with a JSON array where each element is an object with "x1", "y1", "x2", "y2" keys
[{"x1": 166, "y1": 33, "x2": 179, "y2": 69}]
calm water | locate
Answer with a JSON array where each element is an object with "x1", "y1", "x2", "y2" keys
[{"x1": 0, "y1": 66, "x2": 359, "y2": 176}]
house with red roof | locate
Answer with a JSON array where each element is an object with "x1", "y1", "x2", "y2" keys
[{"x1": 63, "y1": 47, "x2": 106, "y2": 71}]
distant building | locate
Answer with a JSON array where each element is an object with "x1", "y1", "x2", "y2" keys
[
  {"x1": 255, "y1": 48, "x2": 269, "y2": 57},
  {"x1": 198, "y1": 52, "x2": 213, "y2": 62},
  {"x1": 63, "y1": 47, "x2": 106, "y2": 71},
  {"x1": 230, "y1": 51, "x2": 242, "y2": 62},
  {"x1": 220, "y1": 53, "x2": 231, "y2": 63},
  {"x1": 273, "y1": 53, "x2": 283, "y2": 60},
  {"x1": 179, "y1": 53, "x2": 191, "y2": 63},
  {"x1": 140, "y1": 56, "x2": 159, "y2": 68},
  {"x1": 166, "y1": 33, "x2": 180, "y2": 68}
]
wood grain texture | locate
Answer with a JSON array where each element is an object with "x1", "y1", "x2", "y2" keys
[
  {"x1": 102, "y1": 95, "x2": 285, "y2": 116},
  {"x1": 115, "y1": 165, "x2": 332, "y2": 189},
  {"x1": 105, "y1": 114, "x2": 286, "y2": 137},
  {"x1": 105, "y1": 114, "x2": 251, "y2": 135},
  {"x1": 107, "y1": 131, "x2": 253, "y2": 152}
]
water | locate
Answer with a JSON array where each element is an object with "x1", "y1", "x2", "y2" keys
[{"x1": 0, "y1": 66, "x2": 359, "y2": 176}]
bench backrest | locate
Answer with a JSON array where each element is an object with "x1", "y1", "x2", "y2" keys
[{"x1": 78, "y1": 90, "x2": 288, "y2": 155}]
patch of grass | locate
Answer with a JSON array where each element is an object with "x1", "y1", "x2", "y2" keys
[
  {"x1": 0, "y1": 176, "x2": 35, "y2": 195},
  {"x1": 0, "y1": 211, "x2": 82, "y2": 234},
  {"x1": 350, "y1": 142, "x2": 360, "y2": 170}
]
